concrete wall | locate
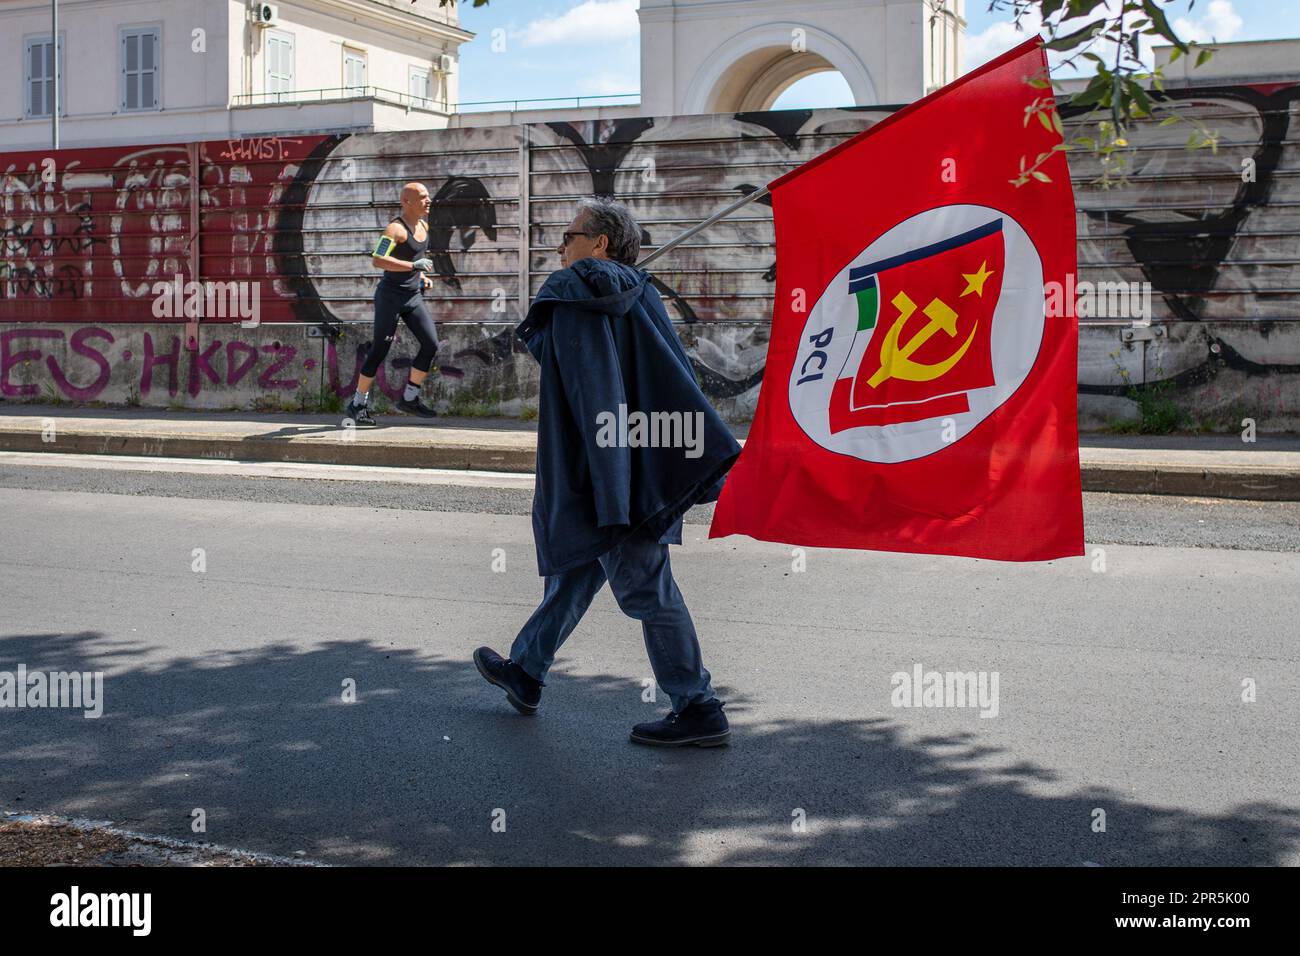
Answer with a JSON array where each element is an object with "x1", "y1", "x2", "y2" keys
[
  {"x1": 449, "y1": 104, "x2": 643, "y2": 130},
  {"x1": 0, "y1": 320, "x2": 540, "y2": 413},
  {"x1": 1155, "y1": 38, "x2": 1300, "y2": 87},
  {"x1": 3, "y1": 86, "x2": 1299, "y2": 430}
]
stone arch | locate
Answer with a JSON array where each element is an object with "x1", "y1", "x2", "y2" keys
[{"x1": 682, "y1": 22, "x2": 877, "y2": 114}]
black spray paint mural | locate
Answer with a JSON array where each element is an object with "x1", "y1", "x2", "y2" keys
[
  {"x1": 1066, "y1": 84, "x2": 1300, "y2": 399},
  {"x1": 266, "y1": 93, "x2": 1298, "y2": 407}
]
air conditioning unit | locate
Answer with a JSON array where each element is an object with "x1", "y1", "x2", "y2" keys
[
  {"x1": 435, "y1": 53, "x2": 454, "y2": 74},
  {"x1": 253, "y1": 3, "x2": 278, "y2": 27}
]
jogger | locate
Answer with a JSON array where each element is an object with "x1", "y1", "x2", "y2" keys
[{"x1": 343, "y1": 181, "x2": 441, "y2": 426}]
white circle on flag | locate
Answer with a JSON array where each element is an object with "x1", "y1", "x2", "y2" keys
[{"x1": 787, "y1": 204, "x2": 1045, "y2": 463}]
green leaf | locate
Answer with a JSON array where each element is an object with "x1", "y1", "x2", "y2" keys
[
  {"x1": 1128, "y1": 81, "x2": 1155, "y2": 117},
  {"x1": 1070, "y1": 72, "x2": 1112, "y2": 109},
  {"x1": 1143, "y1": 0, "x2": 1189, "y2": 53},
  {"x1": 1197, "y1": 48, "x2": 1214, "y2": 67},
  {"x1": 1032, "y1": 171, "x2": 1052, "y2": 183},
  {"x1": 1158, "y1": 115, "x2": 1181, "y2": 126},
  {"x1": 1041, "y1": 0, "x2": 1067, "y2": 17},
  {"x1": 1068, "y1": 0, "x2": 1113, "y2": 16},
  {"x1": 1046, "y1": 18, "x2": 1108, "y2": 51},
  {"x1": 1168, "y1": 45, "x2": 1182, "y2": 63},
  {"x1": 1028, "y1": 77, "x2": 1052, "y2": 89},
  {"x1": 1052, "y1": 110, "x2": 1065, "y2": 135},
  {"x1": 1070, "y1": 84, "x2": 1109, "y2": 109},
  {"x1": 1038, "y1": 109, "x2": 1053, "y2": 131}
]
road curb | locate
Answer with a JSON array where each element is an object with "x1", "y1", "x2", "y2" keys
[
  {"x1": 1079, "y1": 463, "x2": 1300, "y2": 501},
  {"x1": 2, "y1": 429, "x2": 1298, "y2": 501},
  {"x1": 0, "y1": 429, "x2": 537, "y2": 474}
]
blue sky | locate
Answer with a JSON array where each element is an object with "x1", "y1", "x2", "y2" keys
[{"x1": 454, "y1": 1, "x2": 1300, "y2": 110}]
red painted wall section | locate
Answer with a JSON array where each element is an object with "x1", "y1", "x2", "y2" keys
[{"x1": 0, "y1": 135, "x2": 330, "y2": 325}]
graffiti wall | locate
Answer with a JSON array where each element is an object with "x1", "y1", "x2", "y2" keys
[{"x1": 2, "y1": 85, "x2": 1298, "y2": 428}]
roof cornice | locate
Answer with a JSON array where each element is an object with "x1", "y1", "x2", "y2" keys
[{"x1": 308, "y1": 0, "x2": 475, "y2": 44}]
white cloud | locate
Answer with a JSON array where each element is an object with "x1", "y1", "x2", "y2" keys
[
  {"x1": 1173, "y1": 0, "x2": 1244, "y2": 43},
  {"x1": 963, "y1": 9, "x2": 1045, "y2": 74},
  {"x1": 516, "y1": 0, "x2": 639, "y2": 48}
]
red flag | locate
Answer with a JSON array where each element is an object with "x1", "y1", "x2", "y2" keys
[{"x1": 709, "y1": 38, "x2": 1083, "y2": 562}]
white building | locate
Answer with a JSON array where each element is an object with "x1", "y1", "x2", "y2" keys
[
  {"x1": 0, "y1": 0, "x2": 472, "y2": 150},
  {"x1": 446, "y1": 0, "x2": 966, "y2": 130},
  {"x1": 638, "y1": 0, "x2": 965, "y2": 114},
  {"x1": 1, "y1": 0, "x2": 975, "y2": 148}
]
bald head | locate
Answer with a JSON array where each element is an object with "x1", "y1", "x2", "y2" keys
[{"x1": 400, "y1": 182, "x2": 431, "y2": 221}]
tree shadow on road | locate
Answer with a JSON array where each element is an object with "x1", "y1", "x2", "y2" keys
[{"x1": 3, "y1": 630, "x2": 1296, "y2": 866}]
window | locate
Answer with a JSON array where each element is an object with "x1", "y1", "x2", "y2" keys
[
  {"x1": 25, "y1": 36, "x2": 63, "y2": 118},
  {"x1": 121, "y1": 27, "x2": 160, "y2": 111},
  {"x1": 266, "y1": 31, "x2": 294, "y2": 97},
  {"x1": 408, "y1": 67, "x2": 431, "y2": 107},
  {"x1": 343, "y1": 51, "x2": 366, "y2": 95}
]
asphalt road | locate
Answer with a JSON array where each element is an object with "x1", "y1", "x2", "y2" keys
[{"x1": 1, "y1": 454, "x2": 1298, "y2": 865}]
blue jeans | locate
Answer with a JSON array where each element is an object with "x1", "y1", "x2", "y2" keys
[{"x1": 510, "y1": 531, "x2": 716, "y2": 713}]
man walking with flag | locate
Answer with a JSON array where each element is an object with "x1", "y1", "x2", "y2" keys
[{"x1": 473, "y1": 198, "x2": 742, "y2": 747}]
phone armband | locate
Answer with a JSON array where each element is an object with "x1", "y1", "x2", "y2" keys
[{"x1": 373, "y1": 236, "x2": 396, "y2": 258}]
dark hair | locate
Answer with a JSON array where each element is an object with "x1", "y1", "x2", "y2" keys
[{"x1": 576, "y1": 198, "x2": 641, "y2": 265}]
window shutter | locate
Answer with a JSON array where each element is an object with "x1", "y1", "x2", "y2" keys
[
  {"x1": 123, "y1": 33, "x2": 135, "y2": 110},
  {"x1": 149, "y1": 32, "x2": 159, "y2": 107}
]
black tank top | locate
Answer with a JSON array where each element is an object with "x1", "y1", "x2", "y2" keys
[{"x1": 380, "y1": 216, "x2": 430, "y2": 292}]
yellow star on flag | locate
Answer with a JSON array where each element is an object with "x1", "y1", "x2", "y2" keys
[{"x1": 960, "y1": 260, "x2": 995, "y2": 298}]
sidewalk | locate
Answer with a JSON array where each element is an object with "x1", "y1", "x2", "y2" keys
[{"x1": 1, "y1": 404, "x2": 1298, "y2": 500}]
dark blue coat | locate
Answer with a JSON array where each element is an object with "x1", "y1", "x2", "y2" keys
[{"x1": 516, "y1": 257, "x2": 742, "y2": 576}]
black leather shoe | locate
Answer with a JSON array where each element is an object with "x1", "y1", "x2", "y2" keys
[
  {"x1": 473, "y1": 646, "x2": 542, "y2": 715},
  {"x1": 630, "y1": 698, "x2": 729, "y2": 747},
  {"x1": 396, "y1": 397, "x2": 437, "y2": 417}
]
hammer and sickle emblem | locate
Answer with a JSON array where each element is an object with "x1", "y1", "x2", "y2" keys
[{"x1": 866, "y1": 290, "x2": 978, "y2": 389}]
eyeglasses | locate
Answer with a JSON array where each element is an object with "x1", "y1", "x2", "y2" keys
[{"x1": 561, "y1": 231, "x2": 592, "y2": 246}]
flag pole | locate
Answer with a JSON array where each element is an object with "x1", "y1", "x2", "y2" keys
[{"x1": 636, "y1": 185, "x2": 769, "y2": 270}]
